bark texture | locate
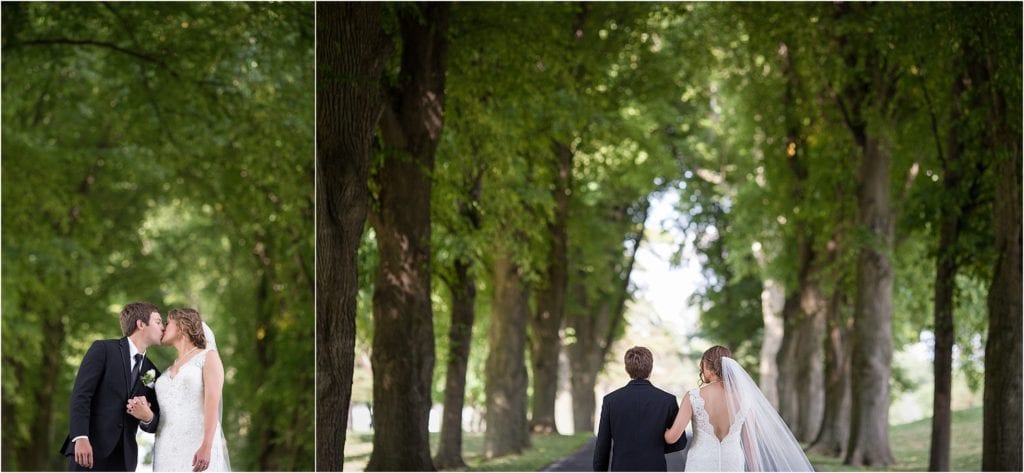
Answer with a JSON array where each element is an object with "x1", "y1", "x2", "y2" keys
[
  {"x1": 366, "y1": 4, "x2": 449, "y2": 471},
  {"x1": 315, "y1": 3, "x2": 390, "y2": 470},
  {"x1": 484, "y1": 252, "x2": 532, "y2": 458}
]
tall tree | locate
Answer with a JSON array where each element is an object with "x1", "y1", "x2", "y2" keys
[
  {"x1": 528, "y1": 3, "x2": 588, "y2": 434},
  {"x1": 773, "y1": 39, "x2": 825, "y2": 442},
  {"x1": 978, "y1": 5, "x2": 1023, "y2": 471},
  {"x1": 433, "y1": 164, "x2": 483, "y2": 469},
  {"x1": 918, "y1": 10, "x2": 986, "y2": 467},
  {"x1": 315, "y1": 3, "x2": 391, "y2": 471},
  {"x1": 365, "y1": 3, "x2": 450, "y2": 471},
  {"x1": 828, "y1": 3, "x2": 905, "y2": 466}
]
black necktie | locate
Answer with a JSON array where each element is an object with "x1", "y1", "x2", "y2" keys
[{"x1": 132, "y1": 353, "x2": 143, "y2": 385}]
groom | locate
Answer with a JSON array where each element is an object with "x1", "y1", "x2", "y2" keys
[
  {"x1": 59, "y1": 302, "x2": 164, "y2": 471},
  {"x1": 594, "y1": 346, "x2": 687, "y2": 471}
]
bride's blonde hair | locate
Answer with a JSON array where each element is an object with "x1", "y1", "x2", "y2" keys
[
  {"x1": 169, "y1": 308, "x2": 207, "y2": 349},
  {"x1": 699, "y1": 345, "x2": 732, "y2": 386}
]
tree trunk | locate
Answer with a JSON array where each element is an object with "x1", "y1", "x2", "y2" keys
[
  {"x1": 777, "y1": 289, "x2": 826, "y2": 442},
  {"x1": 569, "y1": 343, "x2": 603, "y2": 434},
  {"x1": 484, "y1": 252, "x2": 532, "y2": 458},
  {"x1": 776, "y1": 238, "x2": 826, "y2": 442},
  {"x1": 795, "y1": 284, "x2": 827, "y2": 441},
  {"x1": 568, "y1": 290, "x2": 617, "y2": 434},
  {"x1": 928, "y1": 63, "x2": 968, "y2": 472},
  {"x1": 434, "y1": 169, "x2": 483, "y2": 470},
  {"x1": 982, "y1": 141, "x2": 1023, "y2": 472},
  {"x1": 20, "y1": 312, "x2": 66, "y2": 470},
  {"x1": 366, "y1": 4, "x2": 449, "y2": 471},
  {"x1": 808, "y1": 281, "x2": 852, "y2": 458},
  {"x1": 980, "y1": 59, "x2": 1022, "y2": 473},
  {"x1": 844, "y1": 135, "x2": 896, "y2": 466},
  {"x1": 434, "y1": 258, "x2": 476, "y2": 469},
  {"x1": 831, "y1": 5, "x2": 899, "y2": 464},
  {"x1": 930, "y1": 218, "x2": 958, "y2": 472},
  {"x1": 775, "y1": 292, "x2": 802, "y2": 428},
  {"x1": 315, "y1": 4, "x2": 391, "y2": 470},
  {"x1": 529, "y1": 142, "x2": 572, "y2": 434},
  {"x1": 759, "y1": 278, "x2": 785, "y2": 410}
]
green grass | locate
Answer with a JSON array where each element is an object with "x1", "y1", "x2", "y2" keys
[
  {"x1": 344, "y1": 432, "x2": 592, "y2": 472},
  {"x1": 344, "y1": 407, "x2": 984, "y2": 472},
  {"x1": 807, "y1": 406, "x2": 983, "y2": 472}
]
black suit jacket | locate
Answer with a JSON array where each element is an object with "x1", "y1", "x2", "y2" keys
[
  {"x1": 59, "y1": 338, "x2": 161, "y2": 470},
  {"x1": 593, "y1": 379, "x2": 688, "y2": 471}
]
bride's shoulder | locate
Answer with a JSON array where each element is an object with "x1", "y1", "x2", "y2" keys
[
  {"x1": 201, "y1": 348, "x2": 224, "y2": 367},
  {"x1": 697, "y1": 384, "x2": 724, "y2": 398}
]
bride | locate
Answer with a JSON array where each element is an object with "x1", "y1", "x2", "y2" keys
[
  {"x1": 664, "y1": 345, "x2": 813, "y2": 472},
  {"x1": 129, "y1": 308, "x2": 231, "y2": 471}
]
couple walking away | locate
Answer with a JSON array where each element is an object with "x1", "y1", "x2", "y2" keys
[
  {"x1": 594, "y1": 345, "x2": 813, "y2": 472},
  {"x1": 59, "y1": 302, "x2": 231, "y2": 472}
]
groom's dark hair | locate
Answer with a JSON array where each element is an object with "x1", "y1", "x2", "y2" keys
[
  {"x1": 121, "y1": 302, "x2": 160, "y2": 336},
  {"x1": 625, "y1": 346, "x2": 653, "y2": 379}
]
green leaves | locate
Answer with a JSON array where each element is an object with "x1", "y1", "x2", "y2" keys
[{"x1": 2, "y1": 3, "x2": 312, "y2": 470}]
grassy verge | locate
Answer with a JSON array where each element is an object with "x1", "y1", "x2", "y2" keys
[
  {"x1": 807, "y1": 406, "x2": 983, "y2": 472},
  {"x1": 344, "y1": 432, "x2": 592, "y2": 472}
]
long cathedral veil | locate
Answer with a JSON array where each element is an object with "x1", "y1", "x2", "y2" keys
[{"x1": 721, "y1": 357, "x2": 814, "y2": 471}]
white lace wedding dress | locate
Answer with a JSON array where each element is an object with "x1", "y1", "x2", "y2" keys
[
  {"x1": 684, "y1": 387, "x2": 746, "y2": 472},
  {"x1": 153, "y1": 349, "x2": 231, "y2": 472},
  {"x1": 684, "y1": 358, "x2": 814, "y2": 472}
]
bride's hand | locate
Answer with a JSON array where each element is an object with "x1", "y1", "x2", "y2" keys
[
  {"x1": 193, "y1": 444, "x2": 213, "y2": 472},
  {"x1": 126, "y1": 396, "x2": 154, "y2": 422}
]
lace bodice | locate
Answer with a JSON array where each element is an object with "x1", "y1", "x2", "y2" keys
[
  {"x1": 685, "y1": 387, "x2": 745, "y2": 472},
  {"x1": 153, "y1": 349, "x2": 231, "y2": 472}
]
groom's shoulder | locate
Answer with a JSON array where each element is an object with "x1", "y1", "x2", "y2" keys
[
  {"x1": 602, "y1": 384, "x2": 632, "y2": 402},
  {"x1": 89, "y1": 338, "x2": 123, "y2": 351},
  {"x1": 652, "y1": 385, "x2": 677, "y2": 401}
]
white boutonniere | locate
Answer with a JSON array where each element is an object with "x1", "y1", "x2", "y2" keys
[{"x1": 141, "y1": 369, "x2": 157, "y2": 388}]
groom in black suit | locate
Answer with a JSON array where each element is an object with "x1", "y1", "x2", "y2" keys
[
  {"x1": 60, "y1": 302, "x2": 164, "y2": 471},
  {"x1": 594, "y1": 346, "x2": 687, "y2": 471}
]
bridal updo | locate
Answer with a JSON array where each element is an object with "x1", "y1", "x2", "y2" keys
[
  {"x1": 699, "y1": 345, "x2": 732, "y2": 386},
  {"x1": 168, "y1": 308, "x2": 207, "y2": 349}
]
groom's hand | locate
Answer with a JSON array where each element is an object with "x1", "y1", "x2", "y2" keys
[
  {"x1": 127, "y1": 396, "x2": 154, "y2": 423},
  {"x1": 74, "y1": 438, "x2": 94, "y2": 469}
]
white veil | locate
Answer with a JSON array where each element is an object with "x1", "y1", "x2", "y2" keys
[
  {"x1": 721, "y1": 357, "x2": 814, "y2": 472},
  {"x1": 201, "y1": 321, "x2": 231, "y2": 470},
  {"x1": 202, "y1": 322, "x2": 218, "y2": 350}
]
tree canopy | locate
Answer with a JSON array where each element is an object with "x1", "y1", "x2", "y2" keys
[{"x1": 2, "y1": 3, "x2": 314, "y2": 470}]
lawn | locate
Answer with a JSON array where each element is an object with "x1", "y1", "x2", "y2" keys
[
  {"x1": 343, "y1": 406, "x2": 984, "y2": 472},
  {"x1": 807, "y1": 406, "x2": 983, "y2": 472},
  {"x1": 343, "y1": 432, "x2": 592, "y2": 472}
]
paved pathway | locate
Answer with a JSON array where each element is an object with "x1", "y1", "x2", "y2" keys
[{"x1": 540, "y1": 437, "x2": 688, "y2": 472}]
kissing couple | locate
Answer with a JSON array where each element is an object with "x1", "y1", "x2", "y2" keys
[
  {"x1": 60, "y1": 302, "x2": 231, "y2": 472},
  {"x1": 594, "y1": 346, "x2": 813, "y2": 472}
]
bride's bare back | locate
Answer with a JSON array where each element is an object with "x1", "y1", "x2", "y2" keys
[{"x1": 697, "y1": 383, "x2": 736, "y2": 441}]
